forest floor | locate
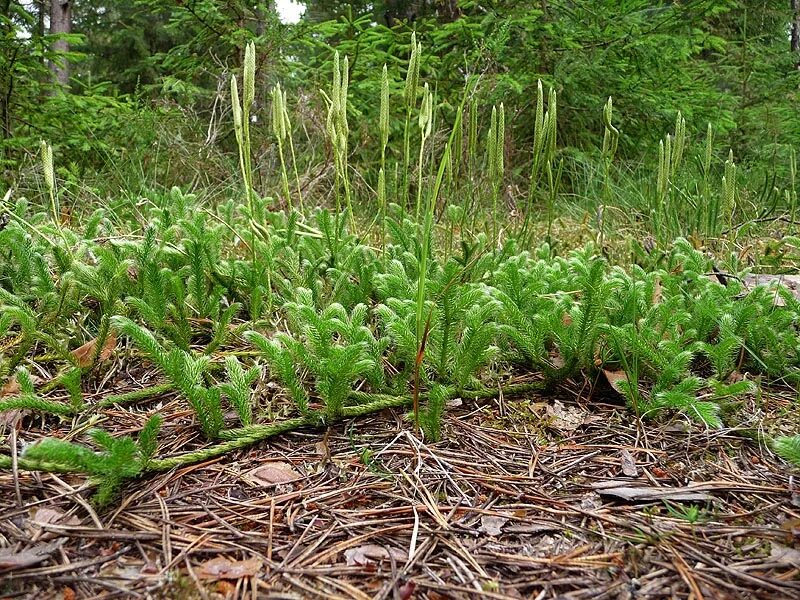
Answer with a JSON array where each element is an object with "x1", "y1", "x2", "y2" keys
[{"x1": 2, "y1": 366, "x2": 799, "y2": 599}]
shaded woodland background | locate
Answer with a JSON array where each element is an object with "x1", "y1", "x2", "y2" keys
[{"x1": 1, "y1": 1, "x2": 800, "y2": 201}]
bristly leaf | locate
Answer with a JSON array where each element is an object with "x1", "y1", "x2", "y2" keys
[
  {"x1": 774, "y1": 436, "x2": 800, "y2": 467},
  {"x1": 137, "y1": 414, "x2": 163, "y2": 465},
  {"x1": 219, "y1": 355, "x2": 260, "y2": 426}
]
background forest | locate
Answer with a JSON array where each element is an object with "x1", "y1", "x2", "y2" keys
[{"x1": 2, "y1": 0, "x2": 799, "y2": 209}]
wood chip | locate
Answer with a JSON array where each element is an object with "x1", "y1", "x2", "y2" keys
[
  {"x1": 620, "y1": 449, "x2": 639, "y2": 477},
  {"x1": 0, "y1": 541, "x2": 64, "y2": 571},
  {"x1": 591, "y1": 481, "x2": 713, "y2": 503}
]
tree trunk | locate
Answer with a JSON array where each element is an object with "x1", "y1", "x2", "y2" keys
[
  {"x1": 437, "y1": 0, "x2": 461, "y2": 22},
  {"x1": 38, "y1": 0, "x2": 46, "y2": 40},
  {"x1": 792, "y1": 0, "x2": 800, "y2": 69},
  {"x1": 50, "y1": 0, "x2": 71, "y2": 87},
  {"x1": 1, "y1": 0, "x2": 14, "y2": 140}
]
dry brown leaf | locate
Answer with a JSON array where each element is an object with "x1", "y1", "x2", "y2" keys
[
  {"x1": 216, "y1": 580, "x2": 237, "y2": 597},
  {"x1": 102, "y1": 564, "x2": 142, "y2": 580},
  {"x1": 62, "y1": 587, "x2": 76, "y2": 600},
  {"x1": 603, "y1": 369, "x2": 629, "y2": 396},
  {"x1": 30, "y1": 507, "x2": 69, "y2": 526},
  {"x1": 0, "y1": 378, "x2": 26, "y2": 426},
  {"x1": 71, "y1": 333, "x2": 117, "y2": 368},
  {"x1": 243, "y1": 462, "x2": 303, "y2": 487},
  {"x1": 314, "y1": 440, "x2": 329, "y2": 457},
  {"x1": 780, "y1": 518, "x2": 800, "y2": 543},
  {"x1": 620, "y1": 449, "x2": 639, "y2": 477},
  {"x1": 652, "y1": 277, "x2": 663, "y2": 305},
  {"x1": 99, "y1": 332, "x2": 117, "y2": 361},
  {"x1": 343, "y1": 544, "x2": 407, "y2": 566},
  {"x1": 397, "y1": 580, "x2": 416, "y2": 600},
  {"x1": 0, "y1": 541, "x2": 63, "y2": 571},
  {"x1": 71, "y1": 338, "x2": 97, "y2": 367},
  {"x1": 505, "y1": 523, "x2": 560, "y2": 534},
  {"x1": 24, "y1": 507, "x2": 81, "y2": 541},
  {"x1": 196, "y1": 557, "x2": 262, "y2": 580},
  {"x1": 28, "y1": 507, "x2": 81, "y2": 528},
  {"x1": 727, "y1": 370, "x2": 746, "y2": 384},
  {"x1": 651, "y1": 466, "x2": 670, "y2": 478},
  {"x1": 549, "y1": 351, "x2": 565, "y2": 370},
  {"x1": 479, "y1": 515, "x2": 509, "y2": 536},
  {"x1": 0, "y1": 379, "x2": 20, "y2": 397}
]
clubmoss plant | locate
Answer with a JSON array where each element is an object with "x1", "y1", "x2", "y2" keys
[
  {"x1": 21, "y1": 415, "x2": 163, "y2": 506},
  {"x1": 112, "y1": 316, "x2": 225, "y2": 439}
]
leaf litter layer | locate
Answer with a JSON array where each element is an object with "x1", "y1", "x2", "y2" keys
[{"x1": 1, "y1": 372, "x2": 800, "y2": 599}]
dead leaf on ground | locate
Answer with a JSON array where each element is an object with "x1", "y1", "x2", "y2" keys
[
  {"x1": 343, "y1": 544, "x2": 407, "y2": 566},
  {"x1": 580, "y1": 493, "x2": 603, "y2": 511},
  {"x1": 0, "y1": 540, "x2": 64, "y2": 571},
  {"x1": 25, "y1": 506, "x2": 81, "y2": 541},
  {"x1": 1, "y1": 376, "x2": 35, "y2": 426},
  {"x1": 195, "y1": 557, "x2": 262, "y2": 580},
  {"x1": 216, "y1": 580, "x2": 237, "y2": 597},
  {"x1": 652, "y1": 277, "x2": 663, "y2": 304},
  {"x1": 397, "y1": 580, "x2": 416, "y2": 600},
  {"x1": 103, "y1": 565, "x2": 145, "y2": 580},
  {"x1": 770, "y1": 543, "x2": 800, "y2": 567},
  {"x1": 603, "y1": 369, "x2": 629, "y2": 397},
  {"x1": 505, "y1": 522, "x2": 561, "y2": 534},
  {"x1": 741, "y1": 274, "x2": 800, "y2": 306},
  {"x1": 0, "y1": 379, "x2": 20, "y2": 397},
  {"x1": 620, "y1": 449, "x2": 639, "y2": 477},
  {"x1": 314, "y1": 439, "x2": 329, "y2": 458},
  {"x1": 479, "y1": 515, "x2": 509, "y2": 536},
  {"x1": 71, "y1": 332, "x2": 117, "y2": 367},
  {"x1": 780, "y1": 518, "x2": 800, "y2": 543},
  {"x1": 0, "y1": 407, "x2": 27, "y2": 427},
  {"x1": 25, "y1": 507, "x2": 82, "y2": 537},
  {"x1": 243, "y1": 462, "x2": 303, "y2": 487},
  {"x1": 546, "y1": 400, "x2": 585, "y2": 433}
]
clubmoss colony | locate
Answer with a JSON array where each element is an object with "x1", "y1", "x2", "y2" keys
[{"x1": 1, "y1": 41, "x2": 800, "y2": 505}]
